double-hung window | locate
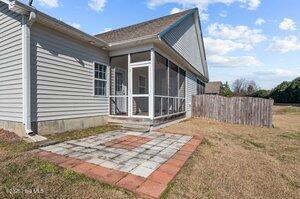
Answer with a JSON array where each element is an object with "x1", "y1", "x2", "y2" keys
[
  {"x1": 197, "y1": 79, "x2": 205, "y2": 95},
  {"x1": 94, "y1": 63, "x2": 107, "y2": 96}
]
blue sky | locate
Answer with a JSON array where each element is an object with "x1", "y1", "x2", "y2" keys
[{"x1": 20, "y1": 0, "x2": 300, "y2": 89}]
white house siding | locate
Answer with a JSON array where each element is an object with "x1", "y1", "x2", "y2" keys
[
  {"x1": 162, "y1": 14, "x2": 205, "y2": 77},
  {"x1": 31, "y1": 23, "x2": 110, "y2": 122},
  {"x1": 0, "y1": 3, "x2": 23, "y2": 122},
  {"x1": 186, "y1": 70, "x2": 197, "y2": 117}
]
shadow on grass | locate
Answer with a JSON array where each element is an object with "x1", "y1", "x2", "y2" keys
[{"x1": 45, "y1": 125, "x2": 121, "y2": 143}]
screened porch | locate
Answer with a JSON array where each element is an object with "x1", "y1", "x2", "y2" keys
[{"x1": 109, "y1": 50, "x2": 186, "y2": 121}]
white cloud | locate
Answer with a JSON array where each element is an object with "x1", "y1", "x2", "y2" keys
[
  {"x1": 251, "y1": 68, "x2": 300, "y2": 89},
  {"x1": 170, "y1": 7, "x2": 182, "y2": 14},
  {"x1": 67, "y1": 22, "x2": 81, "y2": 30},
  {"x1": 267, "y1": 35, "x2": 300, "y2": 53},
  {"x1": 100, "y1": 28, "x2": 112, "y2": 33},
  {"x1": 147, "y1": 0, "x2": 261, "y2": 11},
  {"x1": 89, "y1": 0, "x2": 107, "y2": 12},
  {"x1": 204, "y1": 23, "x2": 266, "y2": 68},
  {"x1": 37, "y1": 0, "x2": 59, "y2": 8},
  {"x1": 247, "y1": 0, "x2": 261, "y2": 10},
  {"x1": 219, "y1": 11, "x2": 227, "y2": 18},
  {"x1": 204, "y1": 37, "x2": 251, "y2": 55},
  {"x1": 207, "y1": 23, "x2": 266, "y2": 46},
  {"x1": 200, "y1": 12, "x2": 209, "y2": 21},
  {"x1": 255, "y1": 18, "x2": 265, "y2": 26},
  {"x1": 279, "y1": 18, "x2": 296, "y2": 31},
  {"x1": 255, "y1": 69, "x2": 295, "y2": 78},
  {"x1": 207, "y1": 55, "x2": 262, "y2": 67}
]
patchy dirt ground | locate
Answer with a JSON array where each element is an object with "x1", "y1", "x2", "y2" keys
[{"x1": 160, "y1": 105, "x2": 299, "y2": 199}]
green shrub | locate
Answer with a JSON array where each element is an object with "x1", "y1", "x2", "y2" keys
[{"x1": 270, "y1": 77, "x2": 300, "y2": 103}]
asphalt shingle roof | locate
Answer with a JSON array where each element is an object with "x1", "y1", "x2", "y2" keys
[
  {"x1": 205, "y1": 81, "x2": 222, "y2": 94},
  {"x1": 95, "y1": 9, "x2": 192, "y2": 44}
]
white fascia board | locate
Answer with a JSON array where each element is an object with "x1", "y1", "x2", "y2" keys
[
  {"x1": 158, "y1": 8, "x2": 209, "y2": 81},
  {"x1": 4, "y1": 0, "x2": 108, "y2": 48},
  {"x1": 35, "y1": 11, "x2": 108, "y2": 48},
  {"x1": 108, "y1": 35, "x2": 158, "y2": 50},
  {"x1": 193, "y1": 11, "x2": 209, "y2": 80},
  {"x1": 155, "y1": 40, "x2": 208, "y2": 82}
]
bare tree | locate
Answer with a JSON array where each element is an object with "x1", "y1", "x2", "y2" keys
[
  {"x1": 246, "y1": 80, "x2": 258, "y2": 95},
  {"x1": 232, "y1": 78, "x2": 247, "y2": 96},
  {"x1": 232, "y1": 78, "x2": 259, "y2": 96}
]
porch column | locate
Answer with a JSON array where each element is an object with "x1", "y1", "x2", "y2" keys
[{"x1": 149, "y1": 49, "x2": 155, "y2": 120}]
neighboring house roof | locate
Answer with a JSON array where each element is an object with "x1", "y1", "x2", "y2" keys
[
  {"x1": 205, "y1": 81, "x2": 222, "y2": 94},
  {"x1": 95, "y1": 10, "x2": 191, "y2": 44}
]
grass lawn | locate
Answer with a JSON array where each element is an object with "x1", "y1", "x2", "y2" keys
[
  {"x1": 160, "y1": 105, "x2": 299, "y2": 199},
  {"x1": 0, "y1": 125, "x2": 134, "y2": 199},
  {"x1": 0, "y1": 106, "x2": 299, "y2": 199}
]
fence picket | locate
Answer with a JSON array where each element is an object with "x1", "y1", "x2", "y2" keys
[{"x1": 192, "y1": 95, "x2": 273, "y2": 127}]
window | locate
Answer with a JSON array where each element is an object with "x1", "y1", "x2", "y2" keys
[
  {"x1": 197, "y1": 79, "x2": 205, "y2": 95},
  {"x1": 94, "y1": 63, "x2": 107, "y2": 96}
]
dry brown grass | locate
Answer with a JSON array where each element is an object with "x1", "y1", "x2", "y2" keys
[
  {"x1": 161, "y1": 105, "x2": 300, "y2": 199},
  {"x1": 1, "y1": 106, "x2": 299, "y2": 199},
  {"x1": 0, "y1": 126, "x2": 133, "y2": 199}
]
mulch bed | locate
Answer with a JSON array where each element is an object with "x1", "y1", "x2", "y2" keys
[{"x1": 0, "y1": 129, "x2": 20, "y2": 142}]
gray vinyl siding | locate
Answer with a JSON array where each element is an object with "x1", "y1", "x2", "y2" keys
[
  {"x1": 162, "y1": 14, "x2": 205, "y2": 76},
  {"x1": 186, "y1": 70, "x2": 197, "y2": 114},
  {"x1": 0, "y1": 2, "x2": 23, "y2": 122},
  {"x1": 31, "y1": 23, "x2": 110, "y2": 122}
]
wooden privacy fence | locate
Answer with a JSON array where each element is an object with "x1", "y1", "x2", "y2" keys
[{"x1": 192, "y1": 95, "x2": 274, "y2": 127}]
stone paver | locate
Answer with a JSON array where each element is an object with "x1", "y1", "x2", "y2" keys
[{"x1": 37, "y1": 130, "x2": 203, "y2": 199}]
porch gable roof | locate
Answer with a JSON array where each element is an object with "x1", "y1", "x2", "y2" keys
[{"x1": 95, "y1": 9, "x2": 191, "y2": 44}]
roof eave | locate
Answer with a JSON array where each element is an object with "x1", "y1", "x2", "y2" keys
[
  {"x1": 3, "y1": 0, "x2": 108, "y2": 48},
  {"x1": 157, "y1": 8, "x2": 209, "y2": 82},
  {"x1": 159, "y1": 8, "x2": 197, "y2": 38},
  {"x1": 158, "y1": 39, "x2": 209, "y2": 82},
  {"x1": 36, "y1": 11, "x2": 108, "y2": 48},
  {"x1": 108, "y1": 34, "x2": 159, "y2": 50}
]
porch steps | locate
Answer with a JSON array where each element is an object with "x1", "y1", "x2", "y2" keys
[{"x1": 108, "y1": 117, "x2": 152, "y2": 132}]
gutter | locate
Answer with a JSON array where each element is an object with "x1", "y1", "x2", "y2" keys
[
  {"x1": 4, "y1": 0, "x2": 108, "y2": 48},
  {"x1": 108, "y1": 35, "x2": 158, "y2": 49},
  {"x1": 22, "y1": 7, "x2": 37, "y2": 135}
]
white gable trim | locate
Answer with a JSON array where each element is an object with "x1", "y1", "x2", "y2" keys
[{"x1": 159, "y1": 9, "x2": 209, "y2": 81}]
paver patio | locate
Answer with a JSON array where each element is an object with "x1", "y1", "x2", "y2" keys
[{"x1": 35, "y1": 131, "x2": 202, "y2": 198}]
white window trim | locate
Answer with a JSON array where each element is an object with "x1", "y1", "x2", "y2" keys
[
  {"x1": 196, "y1": 78, "x2": 205, "y2": 95},
  {"x1": 93, "y1": 62, "x2": 108, "y2": 97}
]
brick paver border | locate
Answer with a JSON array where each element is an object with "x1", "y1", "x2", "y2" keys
[{"x1": 35, "y1": 135, "x2": 203, "y2": 199}]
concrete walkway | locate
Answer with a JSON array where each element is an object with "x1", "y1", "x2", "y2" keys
[{"x1": 36, "y1": 131, "x2": 202, "y2": 198}]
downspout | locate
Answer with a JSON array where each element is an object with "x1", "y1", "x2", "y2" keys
[{"x1": 22, "y1": 10, "x2": 36, "y2": 135}]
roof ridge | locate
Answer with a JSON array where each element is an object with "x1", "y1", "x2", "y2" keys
[{"x1": 95, "y1": 8, "x2": 195, "y2": 37}]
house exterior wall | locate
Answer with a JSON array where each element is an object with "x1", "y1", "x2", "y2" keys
[
  {"x1": 30, "y1": 23, "x2": 110, "y2": 126},
  {"x1": 186, "y1": 70, "x2": 198, "y2": 117},
  {"x1": 0, "y1": 3, "x2": 23, "y2": 123},
  {"x1": 162, "y1": 14, "x2": 206, "y2": 78}
]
